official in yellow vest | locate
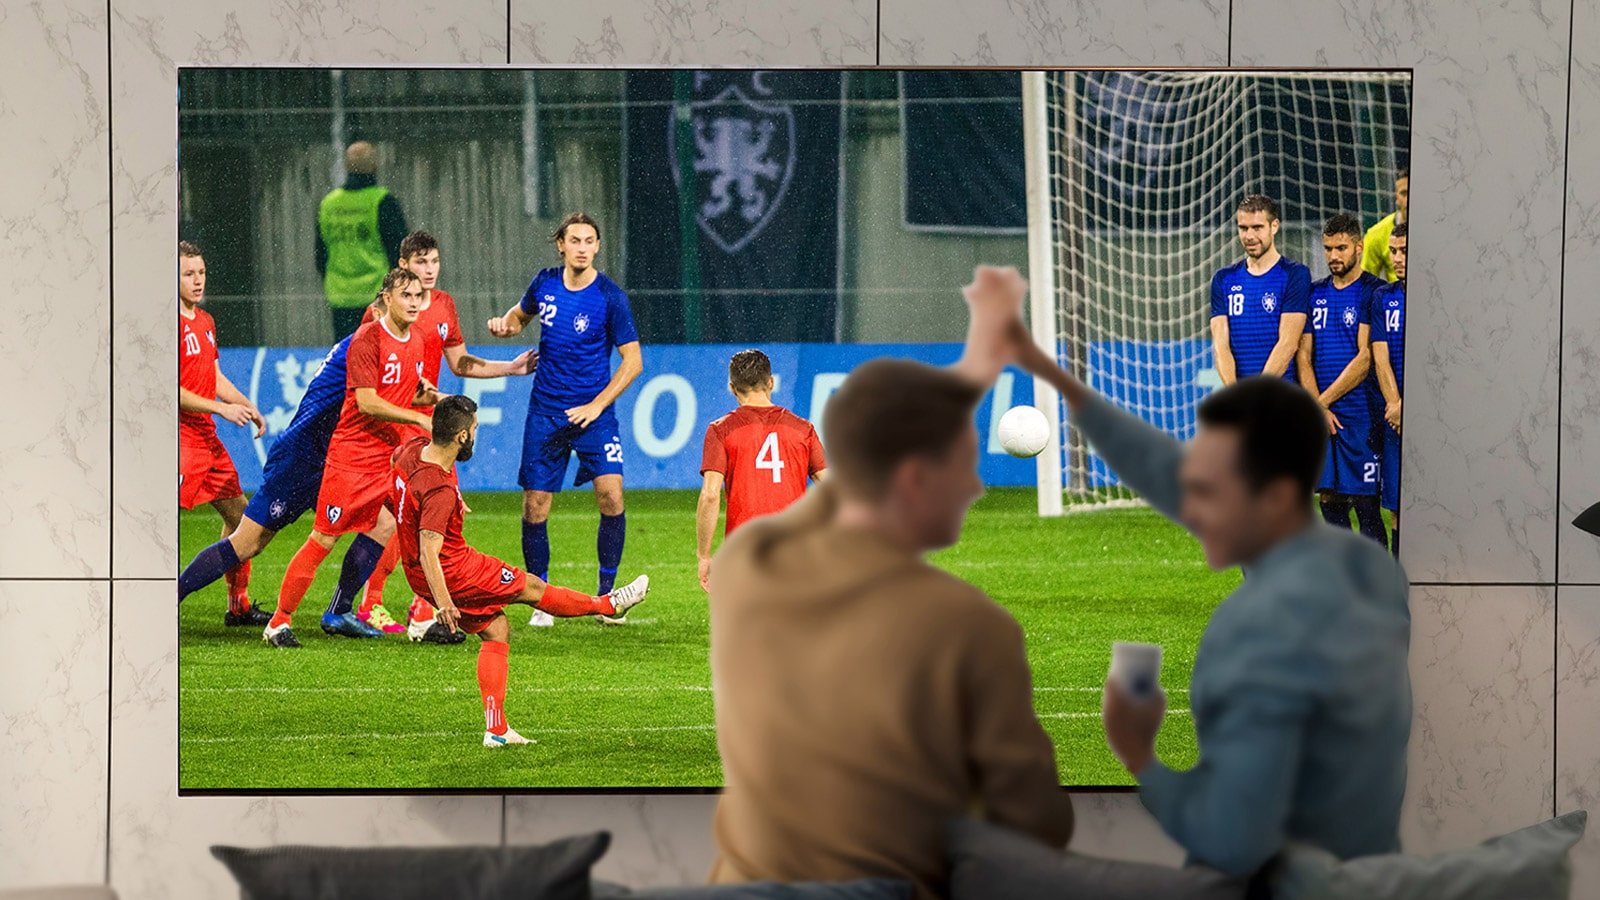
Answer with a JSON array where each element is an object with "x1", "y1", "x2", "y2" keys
[
  {"x1": 1360, "y1": 168, "x2": 1408, "y2": 283},
  {"x1": 316, "y1": 141, "x2": 408, "y2": 337}
]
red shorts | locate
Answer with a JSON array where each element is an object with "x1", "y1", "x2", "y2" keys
[
  {"x1": 405, "y1": 551, "x2": 527, "y2": 634},
  {"x1": 179, "y1": 431, "x2": 243, "y2": 510},
  {"x1": 313, "y1": 462, "x2": 392, "y2": 536}
]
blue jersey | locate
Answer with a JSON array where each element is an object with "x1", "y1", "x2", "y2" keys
[
  {"x1": 1309, "y1": 272, "x2": 1385, "y2": 420},
  {"x1": 1369, "y1": 281, "x2": 1406, "y2": 395},
  {"x1": 271, "y1": 334, "x2": 353, "y2": 459},
  {"x1": 519, "y1": 267, "x2": 640, "y2": 416},
  {"x1": 1211, "y1": 256, "x2": 1312, "y2": 380}
]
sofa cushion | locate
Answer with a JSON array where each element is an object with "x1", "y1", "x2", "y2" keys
[
  {"x1": 1267, "y1": 811, "x2": 1586, "y2": 900},
  {"x1": 212, "y1": 831, "x2": 609, "y2": 900},
  {"x1": 592, "y1": 881, "x2": 911, "y2": 899},
  {"x1": 945, "y1": 817, "x2": 1245, "y2": 900}
]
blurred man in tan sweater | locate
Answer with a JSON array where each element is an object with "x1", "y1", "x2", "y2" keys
[{"x1": 706, "y1": 268, "x2": 1074, "y2": 898}]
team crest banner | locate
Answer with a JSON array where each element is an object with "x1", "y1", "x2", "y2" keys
[{"x1": 623, "y1": 70, "x2": 842, "y2": 344}]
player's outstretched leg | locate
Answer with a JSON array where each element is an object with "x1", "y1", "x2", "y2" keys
[
  {"x1": 212, "y1": 495, "x2": 270, "y2": 627},
  {"x1": 515, "y1": 573, "x2": 649, "y2": 621},
  {"x1": 475, "y1": 614, "x2": 531, "y2": 748},
  {"x1": 179, "y1": 516, "x2": 273, "y2": 605},
  {"x1": 263, "y1": 531, "x2": 338, "y2": 649}
]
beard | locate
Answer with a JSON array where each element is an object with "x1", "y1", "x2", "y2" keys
[{"x1": 456, "y1": 438, "x2": 475, "y2": 462}]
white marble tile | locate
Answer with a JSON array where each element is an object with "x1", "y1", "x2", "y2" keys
[
  {"x1": 511, "y1": 0, "x2": 875, "y2": 65},
  {"x1": 1557, "y1": 586, "x2": 1600, "y2": 899},
  {"x1": 1232, "y1": 1, "x2": 1568, "y2": 582},
  {"x1": 1066, "y1": 792, "x2": 1185, "y2": 866},
  {"x1": 506, "y1": 794, "x2": 718, "y2": 887},
  {"x1": 880, "y1": 0, "x2": 1228, "y2": 67},
  {"x1": 110, "y1": 0, "x2": 511, "y2": 579},
  {"x1": 1402, "y1": 585, "x2": 1554, "y2": 854},
  {"x1": 0, "y1": 0, "x2": 111, "y2": 578},
  {"x1": 0, "y1": 582, "x2": 110, "y2": 889},
  {"x1": 1559, "y1": 0, "x2": 1600, "y2": 584},
  {"x1": 106, "y1": 579, "x2": 502, "y2": 900}
]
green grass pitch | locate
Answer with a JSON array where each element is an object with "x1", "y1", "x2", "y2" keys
[{"x1": 179, "y1": 488, "x2": 1239, "y2": 791}]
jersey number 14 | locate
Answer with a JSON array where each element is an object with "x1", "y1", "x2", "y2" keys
[
  {"x1": 756, "y1": 432, "x2": 785, "y2": 484},
  {"x1": 1385, "y1": 309, "x2": 1401, "y2": 332}
]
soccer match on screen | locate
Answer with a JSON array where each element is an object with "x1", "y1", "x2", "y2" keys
[{"x1": 175, "y1": 69, "x2": 1411, "y2": 791}]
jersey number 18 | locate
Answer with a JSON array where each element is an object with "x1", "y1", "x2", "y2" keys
[
  {"x1": 756, "y1": 432, "x2": 785, "y2": 484},
  {"x1": 1228, "y1": 292, "x2": 1245, "y2": 316}
]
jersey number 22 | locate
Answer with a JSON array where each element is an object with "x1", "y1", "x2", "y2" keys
[{"x1": 756, "y1": 432, "x2": 785, "y2": 484}]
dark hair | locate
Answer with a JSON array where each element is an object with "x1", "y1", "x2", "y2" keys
[
  {"x1": 823, "y1": 359, "x2": 984, "y2": 498},
  {"x1": 379, "y1": 267, "x2": 421, "y2": 298},
  {"x1": 1237, "y1": 194, "x2": 1280, "y2": 222},
  {"x1": 1196, "y1": 376, "x2": 1326, "y2": 497},
  {"x1": 1397, "y1": 167, "x2": 1409, "y2": 181},
  {"x1": 178, "y1": 240, "x2": 203, "y2": 259},
  {"x1": 552, "y1": 212, "x2": 601, "y2": 246},
  {"x1": 1390, "y1": 221, "x2": 1407, "y2": 240},
  {"x1": 399, "y1": 230, "x2": 439, "y2": 260},
  {"x1": 1322, "y1": 213, "x2": 1363, "y2": 242},
  {"x1": 432, "y1": 394, "x2": 478, "y2": 444},
  {"x1": 729, "y1": 349, "x2": 773, "y2": 393}
]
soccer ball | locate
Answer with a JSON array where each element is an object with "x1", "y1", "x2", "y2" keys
[{"x1": 997, "y1": 406, "x2": 1050, "y2": 458}]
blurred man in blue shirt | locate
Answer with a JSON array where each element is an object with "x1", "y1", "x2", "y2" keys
[{"x1": 1006, "y1": 271, "x2": 1410, "y2": 879}]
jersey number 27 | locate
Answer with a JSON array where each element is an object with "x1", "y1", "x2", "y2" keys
[{"x1": 756, "y1": 432, "x2": 785, "y2": 484}]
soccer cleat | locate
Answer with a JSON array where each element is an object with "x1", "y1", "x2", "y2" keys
[
  {"x1": 596, "y1": 574, "x2": 650, "y2": 625},
  {"x1": 359, "y1": 605, "x2": 406, "y2": 635},
  {"x1": 410, "y1": 619, "x2": 466, "y2": 645},
  {"x1": 320, "y1": 610, "x2": 384, "y2": 638},
  {"x1": 224, "y1": 602, "x2": 273, "y2": 628},
  {"x1": 483, "y1": 727, "x2": 534, "y2": 748},
  {"x1": 262, "y1": 623, "x2": 302, "y2": 649},
  {"x1": 527, "y1": 609, "x2": 556, "y2": 628}
]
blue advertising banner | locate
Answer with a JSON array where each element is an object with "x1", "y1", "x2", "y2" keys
[
  {"x1": 212, "y1": 343, "x2": 1047, "y2": 493},
  {"x1": 1084, "y1": 339, "x2": 1214, "y2": 487}
]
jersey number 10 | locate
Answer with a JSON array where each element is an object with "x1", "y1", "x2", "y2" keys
[{"x1": 756, "y1": 432, "x2": 785, "y2": 484}]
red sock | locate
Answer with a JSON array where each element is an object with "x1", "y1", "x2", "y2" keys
[
  {"x1": 535, "y1": 584, "x2": 615, "y2": 618},
  {"x1": 361, "y1": 537, "x2": 400, "y2": 615},
  {"x1": 479, "y1": 641, "x2": 510, "y2": 736},
  {"x1": 224, "y1": 560, "x2": 252, "y2": 612},
  {"x1": 409, "y1": 597, "x2": 435, "y2": 624},
  {"x1": 271, "y1": 538, "x2": 331, "y2": 628}
]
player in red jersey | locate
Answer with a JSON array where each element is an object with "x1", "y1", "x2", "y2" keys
[
  {"x1": 392, "y1": 394, "x2": 651, "y2": 746},
  {"x1": 353, "y1": 231, "x2": 538, "y2": 639},
  {"x1": 177, "y1": 241, "x2": 270, "y2": 626},
  {"x1": 263, "y1": 268, "x2": 436, "y2": 647},
  {"x1": 696, "y1": 349, "x2": 827, "y2": 591}
]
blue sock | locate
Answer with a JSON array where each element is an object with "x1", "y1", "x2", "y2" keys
[
  {"x1": 178, "y1": 539, "x2": 240, "y2": 603},
  {"x1": 597, "y1": 512, "x2": 626, "y2": 595},
  {"x1": 1353, "y1": 497, "x2": 1388, "y2": 547},
  {"x1": 327, "y1": 534, "x2": 384, "y2": 617},
  {"x1": 522, "y1": 519, "x2": 551, "y2": 583},
  {"x1": 1319, "y1": 498, "x2": 1353, "y2": 529}
]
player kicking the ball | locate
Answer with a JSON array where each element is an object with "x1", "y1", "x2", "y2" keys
[
  {"x1": 392, "y1": 395, "x2": 650, "y2": 746},
  {"x1": 489, "y1": 213, "x2": 643, "y2": 627},
  {"x1": 696, "y1": 349, "x2": 827, "y2": 591},
  {"x1": 178, "y1": 241, "x2": 270, "y2": 626}
]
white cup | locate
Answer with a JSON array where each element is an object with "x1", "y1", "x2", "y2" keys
[{"x1": 1110, "y1": 641, "x2": 1163, "y2": 702}]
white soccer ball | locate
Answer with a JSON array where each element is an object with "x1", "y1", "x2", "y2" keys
[{"x1": 997, "y1": 406, "x2": 1051, "y2": 458}]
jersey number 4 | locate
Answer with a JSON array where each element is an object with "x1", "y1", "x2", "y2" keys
[{"x1": 756, "y1": 432, "x2": 785, "y2": 484}]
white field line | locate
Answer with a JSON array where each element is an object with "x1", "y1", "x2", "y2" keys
[{"x1": 182, "y1": 684, "x2": 1186, "y2": 696}]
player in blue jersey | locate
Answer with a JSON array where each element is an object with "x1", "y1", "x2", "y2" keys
[
  {"x1": 1209, "y1": 195, "x2": 1312, "y2": 384},
  {"x1": 488, "y1": 213, "x2": 644, "y2": 626},
  {"x1": 1296, "y1": 214, "x2": 1388, "y2": 546},
  {"x1": 1370, "y1": 223, "x2": 1407, "y2": 557}
]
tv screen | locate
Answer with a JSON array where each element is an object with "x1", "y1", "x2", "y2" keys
[{"x1": 176, "y1": 66, "x2": 1412, "y2": 792}]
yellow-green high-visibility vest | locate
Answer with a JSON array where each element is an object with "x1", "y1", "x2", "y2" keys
[{"x1": 319, "y1": 185, "x2": 389, "y2": 308}]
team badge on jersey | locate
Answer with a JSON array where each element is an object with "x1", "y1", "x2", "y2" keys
[
  {"x1": 500, "y1": 567, "x2": 515, "y2": 584},
  {"x1": 573, "y1": 313, "x2": 590, "y2": 334},
  {"x1": 1343, "y1": 308, "x2": 1357, "y2": 326},
  {"x1": 326, "y1": 505, "x2": 342, "y2": 524},
  {"x1": 437, "y1": 323, "x2": 449, "y2": 343},
  {"x1": 1263, "y1": 292, "x2": 1278, "y2": 312},
  {"x1": 269, "y1": 498, "x2": 287, "y2": 520},
  {"x1": 670, "y1": 80, "x2": 796, "y2": 254}
]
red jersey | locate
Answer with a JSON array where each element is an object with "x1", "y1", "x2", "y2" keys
[
  {"x1": 178, "y1": 307, "x2": 220, "y2": 442},
  {"x1": 326, "y1": 316, "x2": 426, "y2": 471},
  {"x1": 391, "y1": 436, "x2": 481, "y2": 589},
  {"x1": 701, "y1": 405, "x2": 827, "y2": 535},
  {"x1": 367, "y1": 288, "x2": 463, "y2": 399}
]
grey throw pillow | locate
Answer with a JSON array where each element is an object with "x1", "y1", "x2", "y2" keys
[
  {"x1": 1267, "y1": 810, "x2": 1587, "y2": 900},
  {"x1": 212, "y1": 831, "x2": 609, "y2": 900},
  {"x1": 945, "y1": 817, "x2": 1246, "y2": 900},
  {"x1": 593, "y1": 881, "x2": 912, "y2": 899}
]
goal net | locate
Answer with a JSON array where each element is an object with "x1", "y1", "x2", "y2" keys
[{"x1": 1021, "y1": 70, "x2": 1412, "y2": 515}]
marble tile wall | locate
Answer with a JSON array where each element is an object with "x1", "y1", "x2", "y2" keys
[{"x1": 0, "y1": 0, "x2": 1591, "y2": 895}]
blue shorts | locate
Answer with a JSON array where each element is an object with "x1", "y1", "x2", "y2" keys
[
  {"x1": 1381, "y1": 423, "x2": 1401, "y2": 511},
  {"x1": 242, "y1": 438, "x2": 327, "y2": 532},
  {"x1": 518, "y1": 408, "x2": 624, "y2": 493},
  {"x1": 1317, "y1": 416, "x2": 1380, "y2": 496}
]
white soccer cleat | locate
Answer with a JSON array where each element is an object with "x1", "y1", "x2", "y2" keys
[
  {"x1": 483, "y1": 727, "x2": 534, "y2": 748},
  {"x1": 596, "y1": 574, "x2": 650, "y2": 625},
  {"x1": 527, "y1": 609, "x2": 555, "y2": 628}
]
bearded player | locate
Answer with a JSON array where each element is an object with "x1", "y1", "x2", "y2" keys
[
  {"x1": 696, "y1": 350, "x2": 827, "y2": 592},
  {"x1": 262, "y1": 268, "x2": 432, "y2": 648},
  {"x1": 392, "y1": 394, "x2": 650, "y2": 746},
  {"x1": 353, "y1": 230, "x2": 537, "y2": 637},
  {"x1": 177, "y1": 241, "x2": 270, "y2": 626},
  {"x1": 488, "y1": 213, "x2": 643, "y2": 627},
  {"x1": 1370, "y1": 223, "x2": 1408, "y2": 557}
]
